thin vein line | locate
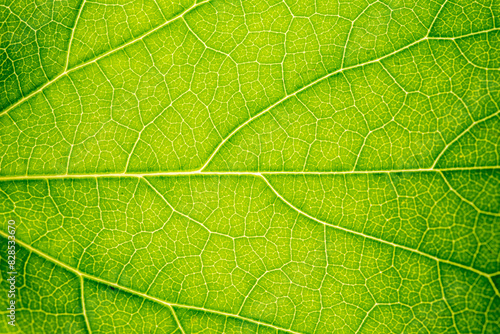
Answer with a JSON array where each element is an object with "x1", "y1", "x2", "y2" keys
[
  {"x1": 80, "y1": 275, "x2": 93, "y2": 334},
  {"x1": 141, "y1": 177, "x2": 208, "y2": 228},
  {"x1": 354, "y1": 304, "x2": 376, "y2": 334},
  {"x1": 437, "y1": 264, "x2": 460, "y2": 333},
  {"x1": 426, "y1": 0, "x2": 448, "y2": 37},
  {"x1": 488, "y1": 276, "x2": 500, "y2": 297},
  {"x1": 66, "y1": 0, "x2": 87, "y2": 71},
  {"x1": 168, "y1": 305, "x2": 186, "y2": 334},
  {"x1": 0, "y1": 231, "x2": 302, "y2": 334},
  {"x1": 428, "y1": 27, "x2": 500, "y2": 40}
]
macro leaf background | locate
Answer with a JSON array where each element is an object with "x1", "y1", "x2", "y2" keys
[{"x1": 0, "y1": 0, "x2": 499, "y2": 333}]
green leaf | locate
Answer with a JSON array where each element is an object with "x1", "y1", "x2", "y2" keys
[{"x1": 0, "y1": 0, "x2": 499, "y2": 333}]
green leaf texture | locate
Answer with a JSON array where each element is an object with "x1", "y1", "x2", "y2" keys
[{"x1": 1, "y1": 0, "x2": 499, "y2": 333}]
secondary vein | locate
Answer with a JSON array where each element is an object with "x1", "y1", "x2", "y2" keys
[{"x1": 0, "y1": 230, "x2": 303, "y2": 334}]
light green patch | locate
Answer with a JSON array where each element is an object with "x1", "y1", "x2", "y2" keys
[{"x1": 0, "y1": 0, "x2": 499, "y2": 333}]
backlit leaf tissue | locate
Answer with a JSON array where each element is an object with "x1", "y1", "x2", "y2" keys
[{"x1": 0, "y1": 0, "x2": 499, "y2": 332}]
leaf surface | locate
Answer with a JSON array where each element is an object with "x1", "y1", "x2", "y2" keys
[{"x1": 0, "y1": 0, "x2": 499, "y2": 333}]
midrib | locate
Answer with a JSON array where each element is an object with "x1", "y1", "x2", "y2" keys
[{"x1": 0, "y1": 165, "x2": 497, "y2": 182}]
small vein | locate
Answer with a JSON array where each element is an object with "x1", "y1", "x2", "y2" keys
[
  {"x1": 428, "y1": 27, "x2": 500, "y2": 40},
  {"x1": 426, "y1": 0, "x2": 449, "y2": 37},
  {"x1": 66, "y1": 0, "x2": 87, "y2": 72},
  {"x1": 437, "y1": 263, "x2": 460, "y2": 333},
  {"x1": 168, "y1": 306, "x2": 186, "y2": 334},
  {"x1": 80, "y1": 276, "x2": 93, "y2": 334}
]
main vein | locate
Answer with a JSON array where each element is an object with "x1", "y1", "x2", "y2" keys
[{"x1": 0, "y1": 166, "x2": 497, "y2": 182}]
